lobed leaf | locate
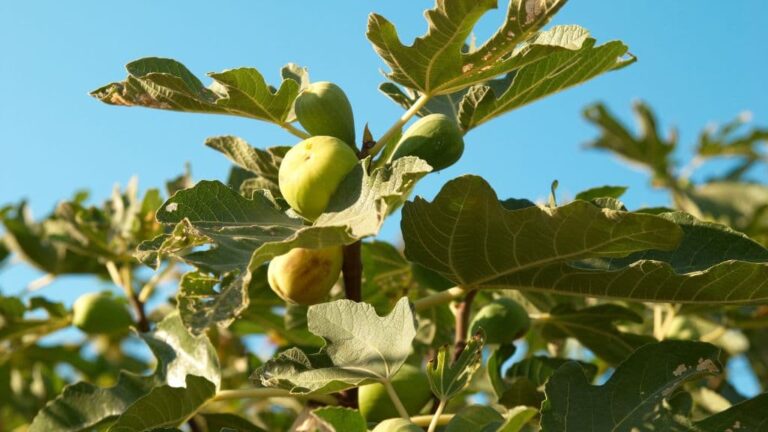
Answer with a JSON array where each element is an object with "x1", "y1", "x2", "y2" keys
[
  {"x1": 29, "y1": 313, "x2": 219, "y2": 432},
  {"x1": 540, "y1": 341, "x2": 721, "y2": 431},
  {"x1": 108, "y1": 375, "x2": 216, "y2": 432},
  {"x1": 253, "y1": 298, "x2": 416, "y2": 394},
  {"x1": 92, "y1": 58, "x2": 307, "y2": 129},
  {"x1": 427, "y1": 332, "x2": 484, "y2": 400},
  {"x1": 402, "y1": 175, "x2": 681, "y2": 288},
  {"x1": 367, "y1": 0, "x2": 568, "y2": 95}
]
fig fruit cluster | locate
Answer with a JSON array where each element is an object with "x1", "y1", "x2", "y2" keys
[
  {"x1": 271, "y1": 82, "x2": 466, "y2": 305},
  {"x1": 270, "y1": 82, "x2": 358, "y2": 305}
]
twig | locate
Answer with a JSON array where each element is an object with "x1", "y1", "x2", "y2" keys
[
  {"x1": 453, "y1": 289, "x2": 477, "y2": 360},
  {"x1": 213, "y1": 388, "x2": 338, "y2": 405},
  {"x1": 342, "y1": 242, "x2": 362, "y2": 302},
  {"x1": 26, "y1": 273, "x2": 55, "y2": 292},
  {"x1": 411, "y1": 414, "x2": 453, "y2": 427},
  {"x1": 383, "y1": 379, "x2": 411, "y2": 420},
  {"x1": 413, "y1": 286, "x2": 466, "y2": 311},
  {"x1": 427, "y1": 400, "x2": 447, "y2": 432},
  {"x1": 368, "y1": 93, "x2": 431, "y2": 159},
  {"x1": 138, "y1": 260, "x2": 177, "y2": 303},
  {"x1": 106, "y1": 261, "x2": 150, "y2": 332}
]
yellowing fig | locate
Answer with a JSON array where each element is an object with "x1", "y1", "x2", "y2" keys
[
  {"x1": 295, "y1": 81, "x2": 356, "y2": 146},
  {"x1": 372, "y1": 419, "x2": 423, "y2": 432},
  {"x1": 279, "y1": 135, "x2": 358, "y2": 220},
  {"x1": 469, "y1": 297, "x2": 531, "y2": 344},
  {"x1": 392, "y1": 113, "x2": 464, "y2": 170},
  {"x1": 267, "y1": 246, "x2": 343, "y2": 305},
  {"x1": 358, "y1": 364, "x2": 433, "y2": 422},
  {"x1": 72, "y1": 291, "x2": 133, "y2": 335}
]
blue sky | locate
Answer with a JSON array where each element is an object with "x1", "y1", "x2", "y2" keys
[{"x1": 1, "y1": 1, "x2": 766, "y2": 392}]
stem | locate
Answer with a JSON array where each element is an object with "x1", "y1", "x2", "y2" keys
[
  {"x1": 368, "y1": 94, "x2": 431, "y2": 159},
  {"x1": 186, "y1": 418, "x2": 203, "y2": 432},
  {"x1": 427, "y1": 400, "x2": 447, "y2": 432},
  {"x1": 653, "y1": 304, "x2": 663, "y2": 340},
  {"x1": 411, "y1": 414, "x2": 453, "y2": 427},
  {"x1": 138, "y1": 260, "x2": 177, "y2": 303},
  {"x1": 413, "y1": 286, "x2": 466, "y2": 311},
  {"x1": 106, "y1": 261, "x2": 150, "y2": 332},
  {"x1": 383, "y1": 379, "x2": 410, "y2": 420},
  {"x1": 213, "y1": 388, "x2": 338, "y2": 405},
  {"x1": 453, "y1": 289, "x2": 477, "y2": 361},
  {"x1": 281, "y1": 122, "x2": 310, "y2": 139},
  {"x1": 342, "y1": 241, "x2": 362, "y2": 302},
  {"x1": 26, "y1": 273, "x2": 55, "y2": 292}
]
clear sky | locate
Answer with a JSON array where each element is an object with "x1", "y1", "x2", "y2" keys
[{"x1": 1, "y1": 1, "x2": 767, "y2": 392}]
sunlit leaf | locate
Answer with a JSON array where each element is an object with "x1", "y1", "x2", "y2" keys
[{"x1": 253, "y1": 298, "x2": 416, "y2": 394}]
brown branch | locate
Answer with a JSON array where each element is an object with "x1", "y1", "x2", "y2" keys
[
  {"x1": 342, "y1": 242, "x2": 363, "y2": 302},
  {"x1": 453, "y1": 289, "x2": 477, "y2": 361}
]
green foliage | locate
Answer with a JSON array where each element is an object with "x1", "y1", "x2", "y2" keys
[{"x1": 3, "y1": 1, "x2": 768, "y2": 431}]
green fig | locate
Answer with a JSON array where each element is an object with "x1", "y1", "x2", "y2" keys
[
  {"x1": 392, "y1": 114, "x2": 464, "y2": 170},
  {"x1": 359, "y1": 364, "x2": 433, "y2": 422},
  {"x1": 267, "y1": 246, "x2": 343, "y2": 305},
  {"x1": 279, "y1": 135, "x2": 359, "y2": 220},
  {"x1": 469, "y1": 297, "x2": 531, "y2": 344},
  {"x1": 72, "y1": 291, "x2": 133, "y2": 335},
  {"x1": 372, "y1": 418, "x2": 423, "y2": 432},
  {"x1": 295, "y1": 81, "x2": 356, "y2": 146}
]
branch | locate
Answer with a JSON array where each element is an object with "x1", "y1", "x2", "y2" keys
[
  {"x1": 453, "y1": 289, "x2": 477, "y2": 361},
  {"x1": 342, "y1": 242, "x2": 362, "y2": 302},
  {"x1": 368, "y1": 93, "x2": 431, "y2": 160},
  {"x1": 213, "y1": 388, "x2": 338, "y2": 405},
  {"x1": 413, "y1": 286, "x2": 467, "y2": 311},
  {"x1": 106, "y1": 261, "x2": 150, "y2": 332}
]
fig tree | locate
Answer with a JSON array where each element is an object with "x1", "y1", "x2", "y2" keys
[
  {"x1": 469, "y1": 297, "x2": 531, "y2": 344},
  {"x1": 279, "y1": 135, "x2": 358, "y2": 220},
  {"x1": 372, "y1": 418, "x2": 423, "y2": 432},
  {"x1": 295, "y1": 81, "x2": 356, "y2": 146},
  {"x1": 72, "y1": 291, "x2": 133, "y2": 335},
  {"x1": 267, "y1": 246, "x2": 343, "y2": 305},
  {"x1": 391, "y1": 113, "x2": 464, "y2": 171},
  {"x1": 358, "y1": 364, "x2": 433, "y2": 422}
]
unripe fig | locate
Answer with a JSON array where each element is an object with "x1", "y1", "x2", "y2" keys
[
  {"x1": 469, "y1": 297, "x2": 531, "y2": 344},
  {"x1": 267, "y1": 246, "x2": 343, "y2": 305},
  {"x1": 372, "y1": 418, "x2": 423, "y2": 432},
  {"x1": 359, "y1": 364, "x2": 433, "y2": 422},
  {"x1": 392, "y1": 114, "x2": 464, "y2": 171},
  {"x1": 279, "y1": 135, "x2": 358, "y2": 220},
  {"x1": 295, "y1": 81, "x2": 356, "y2": 146},
  {"x1": 72, "y1": 291, "x2": 133, "y2": 335}
]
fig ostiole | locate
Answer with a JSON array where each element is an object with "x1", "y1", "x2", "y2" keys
[
  {"x1": 279, "y1": 135, "x2": 358, "y2": 221},
  {"x1": 295, "y1": 81, "x2": 356, "y2": 147},
  {"x1": 358, "y1": 364, "x2": 433, "y2": 422},
  {"x1": 72, "y1": 291, "x2": 134, "y2": 335},
  {"x1": 469, "y1": 297, "x2": 531, "y2": 344},
  {"x1": 372, "y1": 418, "x2": 423, "y2": 432},
  {"x1": 267, "y1": 246, "x2": 343, "y2": 305},
  {"x1": 391, "y1": 113, "x2": 464, "y2": 171}
]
